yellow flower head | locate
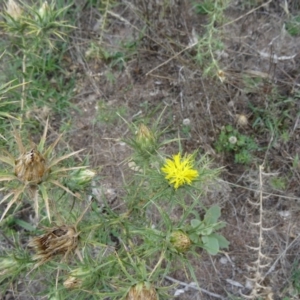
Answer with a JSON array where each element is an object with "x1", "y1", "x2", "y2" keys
[{"x1": 161, "y1": 153, "x2": 198, "y2": 189}]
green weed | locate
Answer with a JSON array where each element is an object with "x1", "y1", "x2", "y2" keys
[
  {"x1": 215, "y1": 124, "x2": 258, "y2": 164},
  {"x1": 285, "y1": 15, "x2": 300, "y2": 37},
  {"x1": 192, "y1": 1, "x2": 215, "y2": 14},
  {"x1": 249, "y1": 95, "x2": 293, "y2": 144},
  {"x1": 290, "y1": 260, "x2": 300, "y2": 296},
  {"x1": 269, "y1": 176, "x2": 287, "y2": 191},
  {"x1": 0, "y1": 0, "x2": 76, "y2": 126},
  {"x1": 192, "y1": 0, "x2": 230, "y2": 77},
  {"x1": 0, "y1": 116, "x2": 228, "y2": 298}
]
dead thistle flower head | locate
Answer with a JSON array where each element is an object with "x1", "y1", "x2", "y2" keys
[
  {"x1": 15, "y1": 148, "x2": 47, "y2": 184},
  {"x1": 126, "y1": 282, "x2": 158, "y2": 300},
  {"x1": 29, "y1": 225, "x2": 79, "y2": 268}
]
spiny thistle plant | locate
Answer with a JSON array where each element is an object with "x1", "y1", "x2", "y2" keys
[
  {"x1": 1, "y1": 0, "x2": 73, "y2": 44},
  {"x1": 0, "y1": 119, "x2": 92, "y2": 222},
  {"x1": 0, "y1": 0, "x2": 75, "y2": 121},
  {"x1": 193, "y1": 0, "x2": 230, "y2": 78},
  {"x1": 0, "y1": 116, "x2": 230, "y2": 298}
]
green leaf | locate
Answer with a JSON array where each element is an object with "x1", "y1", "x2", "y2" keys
[
  {"x1": 202, "y1": 235, "x2": 219, "y2": 255},
  {"x1": 14, "y1": 219, "x2": 36, "y2": 231},
  {"x1": 200, "y1": 225, "x2": 214, "y2": 236},
  {"x1": 189, "y1": 233, "x2": 199, "y2": 243},
  {"x1": 213, "y1": 221, "x2": 226, "y2": 230},
  {"x1": 225, "y1": 125, "x2": 233, "y2": 132},
  {"x1": 211, "y1": 233, "x2": 230, "y2": 249},
  {"x1": 191, "y1": 219, "x2": 201, "y2": 228},
  {"x1": 204, "y1": 206, "x2": 221, "y2": 225}
]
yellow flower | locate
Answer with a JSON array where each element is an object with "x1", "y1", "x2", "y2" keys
[{"x1": 161, "y1": 153, "x2": 198, "y2": 189}]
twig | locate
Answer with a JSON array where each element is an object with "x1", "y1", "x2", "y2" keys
[
  {"x1": 258, "y1": 51, "x2": 297, "y2": 62},
  {"x1": 218, "y1": 179, "x2": 300, "y2": 202},
  {"x1": 263, "y1": 233, "x2": 300, "y2": 278},
  {"x1": 164, "y1": 275, "x2": 225, "y2": 299},
  {"x1": 221, "y1": 0, "x2": 273, "y2": 28},
  {"x1": 145, "y1": 42, "x2": 197, "y2": 76}
]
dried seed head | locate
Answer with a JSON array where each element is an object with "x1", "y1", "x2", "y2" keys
[
  {"x1": 182, "y1": 118, "x2": 191, "y2": 126},
  {"x1": 64, "y1": 274, "x2": 83, "y2": 289},
  {"x1": 29, "y1": 225, "x2": 79, "y2": 267},
  {"x1": 6, "y1": 0, "x2": 22, "y2": 20},
  {"x1": 217, "y1": 70, "x2": 226, "y2": 83},
  {"x1": 126, "y1": 282, "x2": 158, "y2": 300},
  {"x1": 236, "y1": 114, "x2": 248, "y2": 126},
  {"x1": 64, "y1": 267, "x2": 90, "y2": 289},
  {"x1": 170, "y1": 230, "x2": 192, "y2": 253},
  {"x1": 15, "y1": 149, "x2": 47, "y2": 184},
  {"x1": 228, "y1": 136, "x2": 237, "y2": 145}
]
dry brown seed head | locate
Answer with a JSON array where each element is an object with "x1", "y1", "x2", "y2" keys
[
  {"x1": 63, "y1": 275, "x2": 83, "y2": 289},
  {"x1": 126, "y1": 282, "x2": 158, "y2": 300},
  {"x1": 29, "y1": 225, "x2": 79, "y2": 267},
  {"x1": 15, "y1": 148, "x2": 47, "y2": 184}
]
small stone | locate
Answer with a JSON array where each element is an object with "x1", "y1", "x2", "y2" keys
[
  {"x1": 219, "y1": 256, "x2": 228, "y2": 264},
  {"x1": 278, "y1": 210, "x2": 291, "y2": 219},
  {"x1": 174, "y1": 289, "x2": 185, "y2": 297}
]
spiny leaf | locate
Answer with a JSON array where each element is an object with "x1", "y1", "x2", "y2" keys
[{"x1": 47, "y1": 149, "x2": 85, "y2": 170}]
